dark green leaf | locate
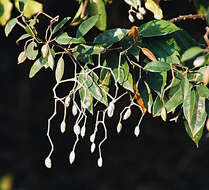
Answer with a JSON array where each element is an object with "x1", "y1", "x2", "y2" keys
[
  {"x1": 55, "y1": 56, "x2": 64, "y2": 83},
  {"x1": 76, "y1": 15, "x2": 99, "y2": 38},
  {"x1": 196, "y1": 85, "x2": 209, "y2": 98},
  {"x1": 52, "y1": 17, "x2": 71, "y2": 34},
  {"x1": 181, "y1": 46, "x2": 203, "y2": 62},
  {"x1": 144, "y1": 61, "x2": 170, "y2": 72},
  {"x1": 94, "y1": 28, "x2": 128, "y2": 47},
  {"x1": 5, "y1": 18, "x2": 17, "y2": 37},
  {"x1": 139, "y1": 20, "x2": 180, "y2": 37},
  {"x1": 152, "y1": 95, "x2": 163, "y2": 117},
  {"x1": 26, "y1": 41, "x2": 38, "y2": 60},
  {"x1": 29, "y1": 58, "x2": 44, "y2": 78},
  {"x1": 25, "y1": 24, "x2": 35, "y2": 37},
  {"x1": 18, "y1": 0, "x2": 28, "y2": 12}
]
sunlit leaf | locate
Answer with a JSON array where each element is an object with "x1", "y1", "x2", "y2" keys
[
  {"x1": 145, "y1": 0, "x2": 163, "y2": 19},
  {"x1": 181, "y1": 46, "x2": 203, "y2": 62},
  {"x1": 5, "y1": 18, "x2": 17, "y2": 36},
  {"x1": 55, "y1": 56, "x2": 64, "y2": 83},
  {"x1": 144, "y1": 61, "x2": 170, "y2": 72},
  {"x1": 0, "y1": 0, "x2": 13, "y2": 26},
  {"x1": 196, "y1": 85, "x2": 209, "y2": 98},
  {"x1": 26, "y1": 41, "x2": 38, "y2": 60}
]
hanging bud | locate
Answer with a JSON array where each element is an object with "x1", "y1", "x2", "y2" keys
[
  {"x1": 48, "y1": 53, "x2": 54, "y2": 70},
  {"x1": 203, "y1": 67, "x2": 209, "y2": 86},
  {"x1": 72, "y1": 104, "x2": 78, "y2": 116},
  {"x1": 91, "y1": 143, "x2": 96, "y2": 153},
  {"x1": 107, "y1": 102, "x2": 115, "y2": 117},
  {"x1": 81, "y1": 126, "x2": 86, "y2": 138},
  {"x1": 128, "y1": 14, "x2": 135, "y2": 23},
  {"x1": 123, "y1": 108, "x2": 131, "y2": 120},
  {"x1": 90, "y1": 134, "x2": 95, "y2": 143},
  {"x1": 134, "y1": 126, "x2": 140, "y2": 137},
  {"x1": 65, "y1": 96, "x2": 71, "y2": 107},
  {"x1": 117, "y1": 122, "x2": 122, "y2": 133},
  {"x1": 44, "y1": 157, "x2": 52, "y2": 168},
  {"x1": 193, "y1": 56, "x2": 205, "y2": 67},
  {"x1": 161, "y1": 107, "x2": 167, "y2": 121},
  {"x1": 97, "y1": 157, "x2": 103, "y2": 167},
  {"x1": 69, "y1": 151, "x2": 75, "y2": 164},
  {"x1": 138, "y1": 7, "x2": 146, "y2": 15},
  {"x1": 18, "y1": 51, "x2": 27, "y2": 64},
  {"x1": 60, "y1": 121, "x2": 66, "y2": 133},
  {"x1": 73, "y1": 124, "x2": 80, "y2": 135},
  {"x1": 136, "y1": 12, "x2": 143, "y2": 20},
  {"x1": 41, "y1": 44, "x2": 49, "y2": 58}
]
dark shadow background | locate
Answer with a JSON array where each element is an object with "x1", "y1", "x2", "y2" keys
[{"x1": 0, "y1": 0, "x2": 209, "y2": 190}]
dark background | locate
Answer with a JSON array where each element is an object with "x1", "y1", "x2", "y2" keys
[{"x1": 0, "y1": 0, "x2": 209, "y2": 190}]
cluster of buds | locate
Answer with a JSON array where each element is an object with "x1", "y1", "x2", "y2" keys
[{"x1": 128, "y1": 1, "x2": 146, "y2": 23}]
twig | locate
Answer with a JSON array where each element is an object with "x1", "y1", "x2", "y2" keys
[
  {"x1": 204, "y1": 26, "x2": 209, "y2": 48},
  {"x1": 170, "y1": 14, "x2": 206, "y2": 23}
]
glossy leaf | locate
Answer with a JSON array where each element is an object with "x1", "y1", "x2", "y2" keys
[
  {"x1": 196, "y1": 85, "x2": 209, "y2": 98},
  {"x1": 29, "y1": 58, "x2": 44, "y2": 78},
  {"x1": 55, "y1": 56, "x2": 64, "y2": 83},
  {"x1": 145, "y1": 0, "x2": 163, "y2": 19},
  {"x1": 94, "y1": 28, "x2": 128, "y2": 47},
  {"x1": 76, "y1": 15, "x2": 99, "y2": 38},
  {"x1": 26, "y1": 41, "x2": 38, "y2": 60},
  {"x1": 5, "y1": 18, "x2": 17, "y2": 36},
  {"x1": 139, "y1": 20, "x2": 180, "y2": 37},
  {"x1": 144, "y1": 61, "x2": 170, "y2": 72},
  {"x1": 0, "y1": 0, "x2": 13, "y2": 26},
  {"x1": 181, "y1": 46, "x2": 203, "y2": 62},
  {"x1": 52, "y1": 17, "x2": 71, "y2": 34}
]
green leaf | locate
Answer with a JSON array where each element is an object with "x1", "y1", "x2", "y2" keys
[
  {"x1": 144, "y1": 61, "x2": 170, "y2": 72},
  {"x1": 181, "y1": 46, "x2": 203, "y2": 62},
  {"x1": 55, "y1": 32, "x2": 85, "y2": 45},
  {"x1": 99, "y1": 69, "x2": 111, "y2": 93},
  {"x1": 52, "y1": 17, "x2": 71, "y2": 34},
  {"x1": 26, "y1": 41, "x2": 38, "y2": 60},
  {"x1": 55, "y1": 56, "x2": 64, "y2": 83},
  {"x1": 16, "y1": 33, "x2": 31, "y2": 44},
  {"x1": 5, "y1": 18, "x2": 17, "y2": 37},
  {"x1": 94, "y1": 28, "x2": 129, "y2": 47},
  {"x1": 73, "y1": 44, "x2": 105, "y2": 55},
  {"x1": 88, "y1": 0, "x2": 107, "y2": 31},
  {"x1": 184, "y1": 118, "x2": 204, "y2": 147},
  {"x1": 139, "y1": 20, "x2": 180, "y2": 37},
  {"x1": 196, "y1": 85, "x2": 209, "y2": 98},
  {"x1": 123, "y1": 0, "x2": 138, "y2": 9},
  {"x1": 79, "y1": 86, "x2": 93, "y2": 114},
  {"x1": 0, "y1": 0, "x2": 13, "y2": 26},
  {"x1": 152, "y1": 95, "x2": 163, "y2": 117},
  {"x1": 76, "y1": 15, "x2": 99, "y2": 38},
  {"x1": 78, "y1": 69, "x2": 108, "y2": 106},
  {"x1": 29, "y1": 58, "x2": 44, "y2": 78},
  {"x1": 25, "y1": 24, "x2": 36, "y2": 37}
]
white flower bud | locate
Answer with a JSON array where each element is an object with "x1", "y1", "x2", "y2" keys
[
  {"x1": 48, "y1": 53, "x2": 54, "y2": 70},
  {"x1": 81, "y1": 126, "x2": 86, "y2": 138},
  {"x1": 91, "y1": 143, "x2": 96, "y2": 153},
  {"x1": 161, "y1": 107, "x2": 167, "y2": 121},
  {"x1": 117, "y1": 122, "x2": 122, "y2": 133},
  {"x1": 136, "y1": 13, "x2": 143, "y2": 20},
  {"x1": 60, "y1": 121, "x2": 66, "y2": 133},
  {"x1": 73, "y1": 124, "x2": 80, "y2": 135},
  {"x1": 193, "y1": 56, "x2": 205, "y2": 67},
  {"x1": 41, "y1": 44, "x2": 48, "y2": 58},
  {"x1": 138, "y1": 7, "x2": 146, "y2": 15},
  {"x1": 128, "y1": 14, "x2": 135, "y2": 23},
  {"x1": 134, "y1": 126, "x2": 140, "y2": 137},
  {"x1": 69, "y1": 151, "x2": 75, "y2": 164},
  {"x1": 65, "y1": 96, "x2": 71, "y2": 107},
  {"x1": 18, "y1": 51, "x2": 26, "y2": 64},
  {"x1": 72, "y1": 104, "x2": 78, "y2": 116},
  {"x1": 107, "y1": 102, "x2": 115, "y2": 117},
  {"x1": 45, "y1": 157, "x2": 52, "y2": 168},
  {"x1": 97, "y1": 157, "x2": 103, "y2": 167},
  {"x1": 90, "y1": 134, "x2": 95, "y2": 143},
  {"x1": 123, "y1": 108, "x2": 131, "y2": 120}
]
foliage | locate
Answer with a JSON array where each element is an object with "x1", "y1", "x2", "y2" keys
[{"x1": 2, "y1": 0, "x2": 209, "y2": 168}]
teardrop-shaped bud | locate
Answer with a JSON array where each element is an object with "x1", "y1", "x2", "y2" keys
[
  {"x1": 91, "y1": 143, "x2": 96, "y2": 153},
  {"x1": 161, "y1": 107, "x2": 167, "y2": 121},
  {"x1": 45, "y1": 157, "x2": 52, "y2": 168},
  {"x1": 128, "y1": 14, "x2": 135, "y2": 23},
  {"x1": 41, "y1": 44, "x2": 49, "y2": 58},
  {"x1": 136, "y1": 12, "x2": 143, "y2": 20},
  {"x1": 97, "y1": 157, "x2": 103, "y2": 167},
  {"x1": 81, "y1": 126, "x2": 86, "y2": 138},
  {"x1": 123, "y1": 108, "x2": 131, "y2": 120},
  {"x1": 193, "y1": 56, "x2": 205, "y2": 67},
  {"x1": 134, "y1": 126, "x2": 140, "y2": 137},
  {"x1": 72, "y1": 104, "x2": 78, "y2": 116},
  {"x1": 65, "y1": 96, "x2": 71, "y2": 107},
  {"x1": 69, "y1": 151, "x2": 75, "y2": 164},
  {"x1": 60, "y1": 121, "x2": 66, "y2": 133},
  {"x1": 73, "y1": 124, "x2": 80, "y2": 135},
  {"x1": 138, "y1": 7, "x2": 146, "y2": 15},
  {"x1": 90, "y1": 134, "x2": 95, "y2": 143},
  {"x1": 117, "y1": 122, "x2": 122, "y2": 133},
  {"x1": 48, "y1": 53, "x2": 54, "y2": 70},
  {"x1": 107, "y1": 102, "x2": 115, "y2": 117},
  {"x1": 18, "y1": 51, "x2": 26, "y2": 64}
]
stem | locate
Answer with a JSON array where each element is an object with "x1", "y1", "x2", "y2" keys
[{"x1": 170, "y1": 14, "x2": 206, "y2": 23}]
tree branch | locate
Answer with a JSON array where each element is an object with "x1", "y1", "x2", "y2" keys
[{"x1": 170, "y1": 14, "x2": 206, "y2": 23}]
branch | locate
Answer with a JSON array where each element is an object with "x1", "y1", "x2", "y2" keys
[
  {"x1": 170, "y1": 14, "x2": 206, "y2": 23},
  {"x1": 204, "y1": 26, "x2": 209, "y2": 48}
]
